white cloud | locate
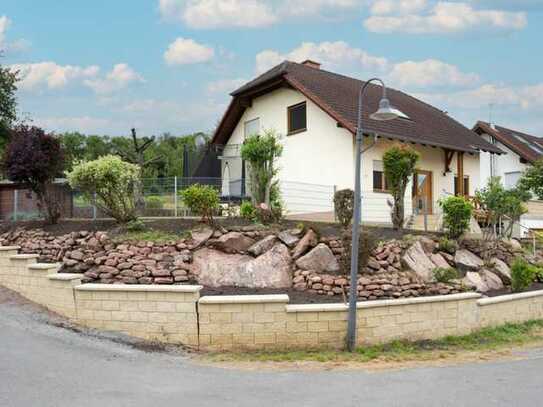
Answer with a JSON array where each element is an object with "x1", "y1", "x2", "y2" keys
[
  {"x1": 370, "y1": 0, "x2": 426, "y2": 15},
  {"x1": 0, "y1": 15, "x2": 30, "y2": 52},
  {"x1": 158, "y1": 0, "x2": 362, "y2": 28},
  {"x1": 388, "y1": 59, "x2": 480, "y2": 88},
  {"x1": 35, "y1": 116, "x2": 114, "y2": 134},
  {"x1": 206, "y1": 78, "x2": 246, "y2": 94},
  {"x1": 256, "y1": 41, "x2": 389, "y2": 75},
  {"x1": 164, "y1": 38, "x2": 214, "y2": 66},
  {"x1": 159, "y1": 0, "x2": 277, "y2": 28},
  {"x1": 11, "y1": 62, "x2": 100, "y2": 91},
  {"x1": 83, "y1": 64, "x2": 144, "y2": 94},
  {"x1": 0, "y1": 15, "x2": 10, "y2": 48},
  {"x1": 364, "y1": 1, "x2": 527, "y2": 34}
]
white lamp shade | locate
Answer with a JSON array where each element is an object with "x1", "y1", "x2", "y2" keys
[{"x1": 370, "y1": 98, "x2": 406, "y2": 121}]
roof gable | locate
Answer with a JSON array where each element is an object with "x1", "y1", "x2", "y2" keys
[
  {"x1": 473, "y1": 121, "x2": 543, "y2": 163},
  {"x1": 214, "y1": 61, "x2": 502, "y2": 154}
]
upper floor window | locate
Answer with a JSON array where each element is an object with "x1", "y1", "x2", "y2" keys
[
  {"x1": 454, "y1": 175, "x2": 470, "y2": 196},
  {"x1": 373, "y1": 160, "x2": 388, "y2": 192},
  {"x1": 244, "y1": 118, "x2": 260, "y2": 139},
  {"x1": 287, "y1": 102, "x2": 307, "y2": 135},
  {"x1": 504, "y1": 171, "x2": 522, "y2": 189}
]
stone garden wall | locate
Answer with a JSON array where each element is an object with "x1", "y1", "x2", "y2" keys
[{"x1": 3, "y1": 246, "x2": 543, "y2": 351}]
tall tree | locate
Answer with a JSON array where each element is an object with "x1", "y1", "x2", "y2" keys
[
  {"x1": 0, "y1": 61, "x2": 18, "y2": 152},
  {"x1": 2, "y1": 125, "x2": 65, "y2": 224}
]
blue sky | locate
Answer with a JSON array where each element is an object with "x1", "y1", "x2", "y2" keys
[{"x1": 1, "y1": 0, "x2": 543, "y2": 137}]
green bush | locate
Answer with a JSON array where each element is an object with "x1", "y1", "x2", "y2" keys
[
  {"x1": 333, "y1": 189, "x2": 354, "y2": 228},
  {"x1": 145, "y1": 195, "x2": 164, "y2": 210},
  {"x1": 67, "y1": 155, "x2": 140, "y2": 224},
  {"x1": 439, "y1": 195, "x2": 473, "y2": 239},
  {"x1": 126, "y1": 219, "x2": 147, "y2": 232},
  {"x1": 240, "y1": 201, "x2": 256, "y2": 221},
  {"x1": 437, "y1": 237, "x2": 458, "y2": 254},
  {"x1": 432, "y1": 267, "x2": 458, "y2": 283},
  {"x1": 511, "y1": 258, "x2": 537, "y2": 293},
  {"x1": 181, "y1": 184, "x2": 219, "y2": 223}
]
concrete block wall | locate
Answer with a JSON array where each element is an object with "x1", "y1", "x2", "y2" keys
[
  {"x1": 74, "y1": 284, "x2": 201, "y2": 346},
  {"x1": 1, "y1": 246, "x2": 543, "y2": 351}
]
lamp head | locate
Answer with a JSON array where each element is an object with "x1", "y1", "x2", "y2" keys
[{"x1": 370, "y1": 97, "x2": 404, "y2": 121}]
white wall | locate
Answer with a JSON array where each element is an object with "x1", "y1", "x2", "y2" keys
[{"x1": 479, "y1": 133, "x2": 529, "y2": 189}]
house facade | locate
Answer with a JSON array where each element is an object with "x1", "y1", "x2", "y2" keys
[
  {"x1": 212, "y1": 60, "x2": 501, "y2": 227},
  {"x1": 474, "y1": 121, "x2": 543, "y2": 236}
]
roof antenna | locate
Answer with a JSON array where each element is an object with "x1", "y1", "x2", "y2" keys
[{"x1": 489, "y1": 103, "x2": 496, "y2": 130}]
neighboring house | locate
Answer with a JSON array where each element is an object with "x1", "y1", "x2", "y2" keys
[
  {"x1": 473, "y1": 121, "x2": 543, "y2": 236},
  {"x1": 212, "y1": 60, "x2": 502, "y2": 227}
]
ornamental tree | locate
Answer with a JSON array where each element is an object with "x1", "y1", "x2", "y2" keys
[
  {"x1": 2, "y1": 125, "x2": 65, "y2": 224},
  {"x1": 383, "y1": 145, "x2": 419, "y2": 230},
  {"x1": 519, "y1": 158, "x2": 543, "y2": 200},
  {"x1": 67, "y1": 155, "x2": 140, "y2": 224},
  {"x1": 0, "y1": 62, "x2": 18, "y2": 151},
  {"x1": 240, "y1": 129, "x2": 283, "y2": 208}
]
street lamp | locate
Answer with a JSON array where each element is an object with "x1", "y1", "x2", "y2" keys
[{"x1": 346, "y1": 78, "x2": 406, "y2": 352}]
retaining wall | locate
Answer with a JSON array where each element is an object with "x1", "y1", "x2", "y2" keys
[{"x1": 2, "y1": 247, "x2": 543, "y2": 351}]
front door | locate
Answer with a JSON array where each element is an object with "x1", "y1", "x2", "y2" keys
[{"x1": 413, "y1": 170, "x2": 433, "y2": 214}]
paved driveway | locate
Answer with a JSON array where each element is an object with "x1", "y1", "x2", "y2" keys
[{"x1": 1, "y1": 287, "x2": 542, "y2": 407}]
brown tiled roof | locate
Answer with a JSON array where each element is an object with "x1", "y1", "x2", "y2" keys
[
  {"x1": 473, "y1": 121, "x2": 543, "y2": 163},
  {"x1": 213, "y1": 61, "x2": 503, "y2": 154}
]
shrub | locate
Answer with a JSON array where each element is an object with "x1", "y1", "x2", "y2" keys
[
  {"x1": 67, "y1": 155, "x2": 140, "y2": 224},
  {"x1": 439, "y1": 195, "x2": 473, "y2": 239},
  {"x1": 145, "y1": 195, "x2": 164, "y2": 210},
  {"x1": 437, "y1": 237, "x2": 458, "y2": 254},
  {"x1": 383, "y1": 145, "x2": 419, "y2": 230},
  {"x1": 511, "y1": 258, "x2": 537, "y2": 293},
  {"x1": 181, "y1": 184, "x2": 219, "y2": 223},
  {"x1": 2, "y1": 125, "x2": 65, "y2": 224},
  {"x1": 334, "y1": 189, "x2": 354, "y2": 228},
  {"x1": 432, "y1": 267, "x2": 458, "y2": 283},
  {"x1": 240, "y1": 201, "x2": 256, "y2": 221},
  {"x1": 240, "y1": 129, "x2": 283, "y2": 207},
  {"x1": 126, "y1": 219, "x2": 147, "y2": 232}
]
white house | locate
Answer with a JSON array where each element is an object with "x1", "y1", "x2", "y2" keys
[
  {"x1": 474, "y1": 121, "x2": 543, "y2": 236},
  {"x1": 212, "y1": 60, "x2": 502, "y2": 228}
]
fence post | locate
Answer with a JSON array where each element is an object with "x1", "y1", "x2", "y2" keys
[
  {"x1": 92, "y1": 192, "x2": 97, "y2": 221},
  {"x1": 174, "y1": 176, "x2": 178, "y2": 218},
  {"x1": 333, "y1": 185, "x2": 337, "y2": 222},
  {"x1": 423, "y1": 197, "x2": 428, "y2": 232},
  {"x1": 13, "y1": 189, "x2": 18, "y2": 221}
]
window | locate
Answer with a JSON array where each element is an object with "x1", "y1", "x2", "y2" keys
[
  {"x1": 373, "y1": 160, "x2": 388, "y2": 192},
  {"x1": 504, "y1": 171, "x2": 522, "y2": 189},
  {"x1": 244, "y1": 118, "x2": 260, "y2": 139},
  {"x1": 454, "y1": 176, "x2": 470, "y2": 196},
  {"x1": 287, "y1": 102, "x2": 307, "y2": 134}
]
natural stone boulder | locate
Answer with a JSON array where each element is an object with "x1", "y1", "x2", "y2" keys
[
  {"x1": 295, "y1": 243, "x2": 339, "y2": 273},
  {"x1": 248, "y1": 235, "x2": 277, "y2": 257},
  {"x1": 291, "y1": 229, "x2": 318, "y2": 260},
  {"x1": 430, "y1": 253, "x2": 451, "y2": 269},
  {"x1": 277, "y1": 230, "x2": 300, "y2": 248},
  {"x1": 455, "y1": 249, "x2": 484, "y2": 272},
  {"x1": 213, "y1": 231, "x2": 255, "y2": 253},
  {"x1": 481, "y1": 269, "x2": 504, "y2": 291},
  {"x1": 189, "y1": 228, "x2": 213, "y2": 249},
  {"x1": 192, "y1": 243, "x2": 292, "y2": 288},
  {"x1": 402, "y1": 241, "x2": 435, "y2": 282},
  {"x1": 491, "y1": 258, "x2": 512, "y2": 285},
  {"x1": 503, "y1": 238, "x2": 522, "y2": 251},
  {"x1": 464, "y1": 271, "x2": 488, "y2": 293}
]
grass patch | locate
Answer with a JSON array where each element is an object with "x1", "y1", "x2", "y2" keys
[
  {"x1": 114, "y1": 229, "x2": 186, "y2": 243},
  {"x1": 207, "y1": 320, "x2": 543, "y2": 364}
]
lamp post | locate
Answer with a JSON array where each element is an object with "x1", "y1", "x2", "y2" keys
[{"x1": 346, "y1": 78, "x2": 406, "y2": 352}]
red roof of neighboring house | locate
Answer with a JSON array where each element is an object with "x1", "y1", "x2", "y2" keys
[
  {"x1": 473, "y1": 121, "x2": 543, "y2": 163},
  {"x1": 213, "y1": 61, "x2": 502, "y2": 154}
]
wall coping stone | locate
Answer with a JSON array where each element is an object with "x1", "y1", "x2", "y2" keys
[
  {"x1": 28, "y1": 263, "x2": 61, "y2": 270},
  {"x1": 477, "y1": 290, "x2": 543, "y2": 306},
  {"x1": 9, "y1": 254, "x2": 39, "y2": 260},
  {"x1": 75, "y1": 283, "x2": 203, "y2": 293},
  {"x1": 199, "y1": 294, "x2": 290, "y2": 304},
  {"x1": 0, "y1": 246, "x2": 20, "y2": 251},
  {"x1": 48, "y1": 273, "x2": 82, "y2": 281},
  {"x1": 286, "y1": 293, "x2": 482, "y2": 313}
]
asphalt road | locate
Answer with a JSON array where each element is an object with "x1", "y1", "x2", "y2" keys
[{"x1": 1, "y1": 287, "x2": 543, "y2": 407}]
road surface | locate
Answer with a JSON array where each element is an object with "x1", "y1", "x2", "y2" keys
[{"x1": 1, "y1": 286, "x2": 542, "y2": 407}]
